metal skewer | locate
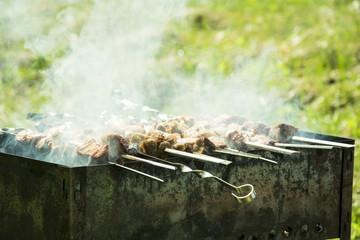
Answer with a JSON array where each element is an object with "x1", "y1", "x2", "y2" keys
[
  {"x1": 137, "y1": 152, "x2": 255, "y2": 203},
  {"x1": 189, "y1": 170, "x2": 256, "y2": 203},
  {"x1": 164, "y1": 148, "x2": 232, "y2": 165},
  {"x1": 121, "y1": 154, "x2": 176, "y2": 170},
  {"x1": 0, "y1": 128, "x2": 25, "y2": 135},
  {"x1": 244, "y1": 141, "x2": 299, "y2": 155},
  {"x1": 292, "y1": 136, "x2": 355, "y2": 148},
  {"x1": 214, "y1": 148, "x2": 278, "y2": 164},
  {"x1": 108, "y1": 162, "x2": 164, "y2": 182},
  {"x1": 27, "y1": 112, "x2": 74, "y2": 121},
  {"x1": 274, "y1": 143, "x2": 333, "y2": 149}
]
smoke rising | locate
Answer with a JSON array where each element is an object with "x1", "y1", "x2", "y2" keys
[
  {"x1": 1, "y1": 0, "x2": 295, "y2": 122},
  {"x1": 0, "y1": 0, "x2": 299, "y2": 166},
  {"x1": 36, "y1": 0, "x2": 186, "y2": 115}
]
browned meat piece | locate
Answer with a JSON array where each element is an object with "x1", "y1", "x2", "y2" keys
[
  {"x1": 193, "y1": 137, "x2": 216, "y2": 154},
  {"x1": 225, "y1": 130, "x2": 252, "y2": 151},
  {"x1": 146, "y1": 130, "x2": 179, "y2": 145},
  {"x1": 156, "y1": 124, "x2": 166, "y2": 132},
  {"x1": 76, "y1": 139, "x2": 109, "y2": 163},
  {"x1": 183, "y1": 126, "x2": 218, "y2": 138},
  {"x1": 212, "y1": 126, "x2": 227, "y2": 138},
  {"x1": 93, "y1": 145, "x2": 110, "y2": 162},
  {"x1": 268, "y1": 123, "x2": 298, "y2": 143},
  {"x1": 172, "y1": 143, "x2": 186, "y2": 151},
  {"x1": 176, "y1": 137, "x2": 197, "y2": 146},
  {"x1": 36, "y1": 131, "x2": 63, "y2": 152},
  {"x1": 101, "y1": 134, "x2": 129, "y2": 164},
  {"x1": 156, "y1": 120, "x2": 189, "y2": 137},
  {"x1": 158, "y1": 141, "x2": 171, "y2": 158},
  {"x1": 241, "y1": 121, "x2": 271, "y2": 135},
  {"x1": 15, "y1": 130, "x2": 45, "y2": 144},
  {"x1": 207, "y1": 136, "x2": 227, "y2": 149},
  {"x1": 173, "y1": 138, "x2": 197, "y2": 152},
  {"x1": 171, "y1": 115, "x2": 196, "y2": 127},
  {"x1": 183, "y1": 127, "x2": 199, "y2": 138},
  {"x1": 130, "y1": 133, "x2": 147, "y2": 145},
  {"x1": 249, "y1": 135, "x2": 276, "y2": 146},
  {"x1": 163, "y1": 133, "x2": 178, "y2": 145},
  {"x1": 140, "y1": 138, "x2": 159, "y2": 157}
]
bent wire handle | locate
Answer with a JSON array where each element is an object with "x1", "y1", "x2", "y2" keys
[
  {"x1": 138, "y1": 152, "x2": 255, "y2": 203},
  {"x1": 190, "y1": 170, "x2": 256, "y2": 203}
]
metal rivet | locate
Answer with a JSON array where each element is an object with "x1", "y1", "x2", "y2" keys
[
  {"x1": 282, "y1": 227, "x2": 292, "y2": 238},
  {"x1": 315, "y1": 223, "x2": 323, "y2": 232}
]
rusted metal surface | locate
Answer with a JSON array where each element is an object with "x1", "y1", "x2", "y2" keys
[
  {"x1": 0, "y1": 131, "x2": 355, "y2": 240},
  {"x1": 340, "y1": 147, "x2": 355, "y2": 240},
  {"x1": 0, "y1": 154, "x2": 71, "y2": 240}
]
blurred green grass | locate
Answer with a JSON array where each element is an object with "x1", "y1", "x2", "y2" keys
[{"x1": 0, "y1": 0, "x2": 359, "y2": 238}]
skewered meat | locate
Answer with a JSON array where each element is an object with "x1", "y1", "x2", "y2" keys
[
  {"x1": 193, "y1": 137, "x2": 216, "y2": 154},
  {"x1": 15, "y1": 130, "x2": 45, "y2": 144},
  {"x1": 101, "y1": 134, "x2": 129, "y2": 164},
  {"x1": 207, "y1": 136, "x2": 227, "y2": 149},
  {"x1": 225, "y1": 130, "x2": 251, "y2": 151},
  {"x1": 130, "y1": 133, "x2": 148, "y2": 145},
  {"x1": 76, "y1": 139, "x2": 109, "y2": 164},
  {"x1": 140, "y1": 138, "x2": 161, "y2": 157},
  {"x1": 156, "y1": 120, "x2": 189, "y2": 137},
  {"x1": 268, "y1": 123, "x2": 298, "y2": 143},
  {"x1": 10, "y1": 114, "x2": 299, "y2": 166},
  {"x1": 172, "y1": 138, "x2": 197, "y2": 152},
  {"x1": 240, "y1": 121, "x2": 270, "y2": 135},
  {"x1": 36, "y1": 131, "x2": 63, "y2": 152}
]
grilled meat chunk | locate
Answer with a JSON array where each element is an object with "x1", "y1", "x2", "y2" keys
[
  {"x1": 101, "y1": 134, "x2": 129, "y2": 164},
  {"x1": 225, "y1": 130, "x2": 251, "y2": 151},
  {"x1": 269, "y1": 123, "x2": 298, "y2": 143},
  {"x1": 240, "y1": 121, "x2": 271, "y2": 135},
  {"x1": 15, "y1": 130, "x2": 45, "y2": 144},
  {"x1": 193, "y1": 137, "x2": 216, "y2": 154},
  {"x1": 140, "y1": 138, "x2": 160, "y2": 157},
  {"x1": 76, "y1": 139, "x2": 109, "y2": 164},
  {"x1": 207, "y1": 136, "x2": 227, "y2": 149}
]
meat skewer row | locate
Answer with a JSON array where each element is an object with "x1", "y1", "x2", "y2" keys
[
  {"x1": 12, "y1": 129, "x2": 165, "y2": 181},
  {"x1": 129, "y1": 131, "x2": 231, "y2": 165},
  {"x1": 152, "y1": 116, "x2": 300, "y2": 154}
]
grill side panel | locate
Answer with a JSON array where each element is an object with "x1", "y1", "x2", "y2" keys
[
  {"x1": 0, "y1": 153, "x2": 71, "y2": 240},
  {"x1": 0, "y1": 132, "x2": 354, "y2": 240}
]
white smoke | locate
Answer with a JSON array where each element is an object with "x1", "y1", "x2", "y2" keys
[
  {"x1": 1, "y1": 0, "x2": 295, "y2": 123},
  {"x1": 35, "y1": 0, "x2": 186, "y2": 115}
]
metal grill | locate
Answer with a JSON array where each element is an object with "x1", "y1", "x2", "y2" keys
[{"x1": 0, "y1": 131, "x2": 355, "y2": 240}]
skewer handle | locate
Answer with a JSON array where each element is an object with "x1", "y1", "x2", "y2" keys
[
  {"x1": 245, "y1": 141, "x2": 299, "y2": 155},
  {"x1": 274, "y1": 143, "x2": 333, "y2": 149},
  {"x1": 292, "y1": 136, "x2": 355, "y2": 148},
  {"x1": 214, "y1": 149, "x2": 278, "y2": 164},
  {"x1": 121, "y1": 154, "x2": 176, "y2": 170},
  {"x1": 190, "y1": 170, "x2": 256, "y2": 203},
  {"x1": 108, "y1": 162, "x2": 164, "y2": 182},
  {"x1": 164, "y1": 148, "x2": 232, "y2": 165}
]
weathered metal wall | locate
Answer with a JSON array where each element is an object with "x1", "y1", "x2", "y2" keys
[
  {"x1": 0, "y1": 132, "x2": 355, "y2": 240},
  {"x1": 0, "y1": 154, "x2": 71, "y2": 240},
  {"x1": 69, "y1": 149, "x2": 343, "y2": 240}
]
